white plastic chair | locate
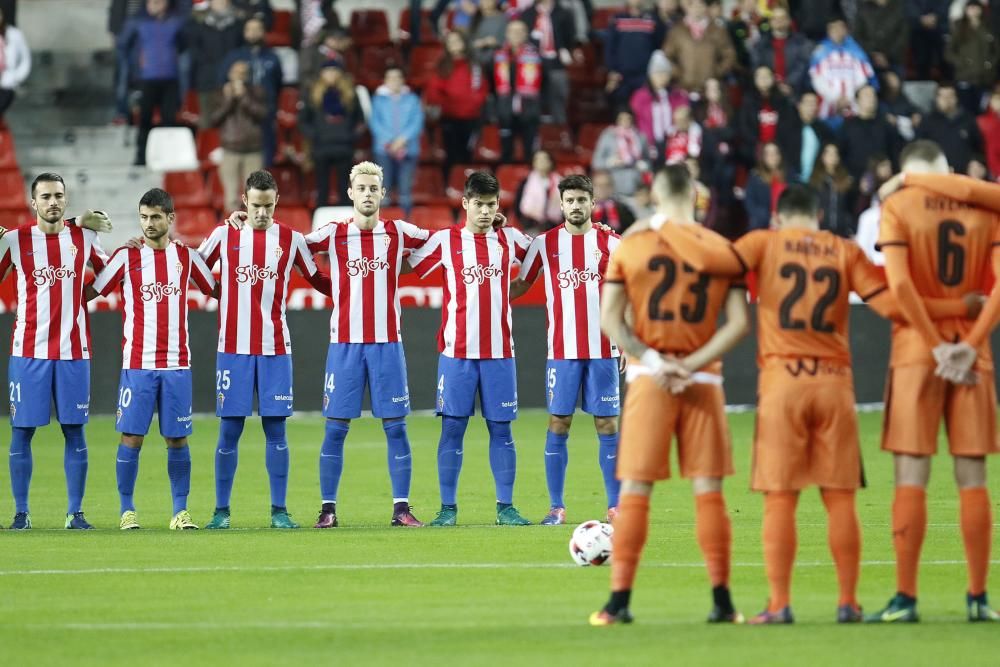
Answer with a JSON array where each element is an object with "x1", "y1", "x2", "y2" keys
[
  {"x1": 312, "y1": 206, "x2": 355, "y2": 231},
  {"x1": 145, "y1": 127, "x2": 199, "y2": 172}
]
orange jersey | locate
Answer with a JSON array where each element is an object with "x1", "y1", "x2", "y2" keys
[
  {"x1": 605, "y1": 224, "x2": 738, "y2": 364},
  {"x1": 879, "y1": 186, "x2": 1000, "y2": 367},
  {"x1": 733, "y1": 228, "x2": 886, "y2": 366}
]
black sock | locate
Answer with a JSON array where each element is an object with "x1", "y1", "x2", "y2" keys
[
  {"x1": 896, "y1": 592, "x2": 917, "y2": 605},
  {"x1": 216, "y1": 506, "x2": 230, "y2": 513},
  {"x1": 713, "y1": 585, "x2": 734, "y2": 614},
  {"x1": 968, "y1": 591, "x2": 986, "y2": 604},
  {"x1": 322, "y1": 502, "x2": 336, "y2": 513},
  {"x1": 271, "y1": 505, "x2": 286, "y2": 514},
  {"x1": 605, "y1": 590, "x2": 631, "y2": 614},
  {"x1": 441, "y1": 504, "x2": 457, "y2": 511},
  {"x1": 497, "y1": 502, "x2": 512, "y2": 512},
  {"x1": 393, "y1": 501, "x2": 409, "y2": 514}
]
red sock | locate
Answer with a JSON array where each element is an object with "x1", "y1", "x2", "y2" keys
[
  {"x1": 892, "y1": 485, "x2": 927, "y2": 598},
  {"x1": 959, "y1": 487, "x2": 992, "y2": 596},
  {"x1": 821, "y1": 488, "x2": 861, "y2": 607},
  {"x1": 762, "y1": 491, "x2": 799, "y2": 611},
  {"x1": 610, "y1": 493, "x2": 650, "y2": 592},
  {"x1": 695, "y1": 491, "x2": 731, "y2": 587}
]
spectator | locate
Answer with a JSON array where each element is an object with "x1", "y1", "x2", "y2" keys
[
  {"x1": 880, "y1": 69, "x2": 921, "y2": 140},
  {"x1": 944, "y1": 0, "x2": 998, "y2": 115},
  {"x1": 470, "y1": 0, "x2": 509, "y2": 67},
  {"x1": 967, "y1": 155, "x2": 990, "y2": 179},
  {"x1": 840, "y1": 84, "x2": 901, "y2": 180},
  {"x1": 778, "y1": 91, "x2": 835, "y2": 183},
  {"x1": 370, "y1": 67, "x2": 424, "y2": 216},
  {"x1": 629, "y1": 51, "x2": 690, "y2": 163},
  {"x1": 628, "y1": 182, "x2": 656, "y2": 219},
  {"x1": 794, "y1": 0, "x2": 844, "y2": 41},
  {"x1": 977, "y1": 87, "x2": 1000, "y2": 178},
  {"x1": 665, "y1": 105, "x2": 703, "y2": 164},
  {"x1": 519, "y1": 0, "x2": 575, "y2": 124},
  {"x1": 907, "y1": 0, "x2": 949, "y2": 79},
  {"x1": 209, "y1": 60, "x2": 267, "y2": 213},
  {"x1": 514, "y1": 150, "x2": 564, "y2": 231},
  {"x1": 855, "y1": 0, "x2": 909, "y2": 73},
  {"x1": 0, "y1": 5, "x2": 29, "y2": 122},
  {"x1": 750, "y1": 4, "x2": 813, "y2": 96},
  {"x1": 186, "y1": 0, "x2": 245, "y2": 129},
  {"x1": 662, "y1": 0, "x2": 737, "y2": 93},
  {"x1": 431, "y1": 0, "x2": 479, "y2": 35},
  {"x1": 685, "y1": 155, "x2": 714, "y2": 224},
  {"x1": 591, "y1": 169, "x2": 637, "y2": 232},
  {"x1": 655, "y1": 0, "x2": 685, "y2": 27},
  {"x1": 605, "y1": 0, "x2": 665, "y2": 109},
  {"x1": 119, "y1": 0, "x2": 186, "y2": 166},
  {"x1": 592, "y1": 110, "x2": 650, "y2": 196},
  {"x1": 737, "y1": 65, "x2": 793, "y2": 165},
  {"x1": 220, "y1": 17, "x2": 283, "y2": 166},
  {"x1": 494, "y1": 20, "x2": 544, "y2": 163},
  {"x1": 743, "y1": 141, "x2": 787, "y2": 230},
  {"x1": 299, "y1": 60, "x2": 362, "y2": 207},
  {"x1": 232, "y1": 0, "x2": 272, "y2": 26},
  {"x1": 855, "y1": 154, "x2": 894, "y2": 212},
  {"x1": 918, "y1": 82, "x2": 983, "y2": 172},
  {"x1": 300, "y1": 27, "x2": 352, "y2": 90},
  {"x1": 694, "y1": 77, "x2": 737, "y2": 209},
  {"x1": 808, "y1": 15, "x2": 878, "y2": 127},
  {"x1": 109, "y1": 0, "x2": 145, "y2": 125},
  {"x1": 726, "y1": 0, "x2": 764, "y2": 72},
  {"x1": 297, "y1": 0, "x2": 340, "y2": 50},
  {"x1": 810, "y1": 142, "x2": 856, "y2": 237},
  {"x1": 426, "y1": 31, "x2": 489, "y2": 178}
]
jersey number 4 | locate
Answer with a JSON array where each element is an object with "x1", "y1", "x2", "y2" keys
[
  {"x1": 647, "y1": 256, "x2": 709, "y2": 323},
  {"x1": 778, "y1": 263, "x2": 840, "y2": 332}
]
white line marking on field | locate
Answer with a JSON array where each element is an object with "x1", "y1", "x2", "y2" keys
[{"x1": 0, "y1": 559, "x2": 993, "y2": 577}]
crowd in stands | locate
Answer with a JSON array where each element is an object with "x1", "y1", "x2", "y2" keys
[{"x1": 101, "y1": 0, "x2": 1000, "y2": 242}]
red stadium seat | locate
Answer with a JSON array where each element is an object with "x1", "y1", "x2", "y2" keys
[
  {"x1": 495, "y1": 164, "x2": 531, "y2": 209},
  {"x1": 409, "y1": 205, "x2": 454, "y2": 230},
  {"x1": 539, "y1": 124, "x2": 575, "y2": 161},
  {"x1": 178, "y1": 90, "x2": 200, "y2": 126},
  {"x1": 412, "y1": 165, "x2": 447, "y2": 206},
  {"x1": 381, "y1": 206, "x2": 406, "y2": 221},
  {"x1": 196, "y1": 128, "x2": 221, "y2": 170},
  {"x1": 173, "y1": 208, "x2": 218, "y2": 246},
  {"x1": 280, "y1": 206, "x2": 312, "y2": 234},
  {"x1": 473, "y1": 124, "x2": 504, "y2": 163},
  {"x1": 446, "y1": 163, "x2": 488, "y2": 207},
  {"x1": 566, "y1": 43, "x2": 605, "y2": 88},
  {"x1": 349, "y1": 10, "x2": 391, "y2": 47},
  {"x1": 277, "y1": 86, "x2": 301, "y2": 129},
  {"x1": 270, "y1": 165, "x2": 305, "y2": 206},
  {"x1": 407, "y1": 44, "x2": 445, "y2": 90},
  {"x1": 0, "y1": 169, "x2": 26, "y2": 211},
  {"x1": 356, "y1": 45, "x2": 404, "y2": 89},
  {"x1": 557, "y1": 162, "x2": 588, "y2": 176},
  {"x1": 164, "y1": 170, "x2": 211, "y2": 209},
  {"x1": 574, "y1": 123, "x2": 605, "y2": 164},
  {"x1": 398, "y1": 9, "x2": 439, "y2": 45},
  {"x1": 568, "y1": 88, "x2": 613, "y2": 127},
  {"x1": 420, "y1": 128, "x2": 446, "y2": 165},
  {"x1": 592, "y1": 7, "x2": 623, "y2": 32},
  {"x1": 206, "y1": 169, "x2": 226, "y2": 211},
  {"x1": 304, "y1": 169, "x2": 342, "y2": 206},
  {"x1": 265, "y1": 10, "x2": 294, "y2": 47},
  {"x1": 0, "y1": 130, "x2": 19, "y2": 170}
]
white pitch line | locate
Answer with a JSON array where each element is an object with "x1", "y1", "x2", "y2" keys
[{"x1": 0, "y1": 559, "x2": 993, "y2": 577}]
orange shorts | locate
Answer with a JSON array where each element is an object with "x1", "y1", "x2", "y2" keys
[
  {"x1": 617, "y1": 375, "x2": 733, "y2": 482},
  {"x1": 752, "y1": 359, "x2": 862, "y2": 492},
  {"x1": 882, "y1": 365, "x2": 999, "y2": 457}
]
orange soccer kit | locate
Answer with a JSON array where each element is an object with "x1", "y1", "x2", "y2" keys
[
  {"x1": 878, "y1": 174, "x2": 1000, "y2": 600},
  {"x1": 603, "y1": 222, "x2": 743, "y2": 603}
]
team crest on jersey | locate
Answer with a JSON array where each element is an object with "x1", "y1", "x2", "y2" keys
[
  {"x1": 383, "y1": 234, "x2": 391, "y2": 248},
  {"x1": 175, "y1": 261, "x2": 183, "y2": 275},
  {"x1": 116, "y1": 408, "x2": 122, "y2": 422},
  {"x1": 275, "y1": 246, "x2": 284, "y2": 260},
  {"x1": 217, "y1": 392, "x2": 225, "y2": 408},
  {"x1": 323, "y1": 393, "x2": 330, "y2": 410},
  {"x1": 9, "y1": 403, "x2": 14, "y2": 418},
  {"x1": 593, "y1": 249, "x2": 602, "y2": 262},
  {"x1": 68, "y1": 245, "x2": 78, "y2": 257}
]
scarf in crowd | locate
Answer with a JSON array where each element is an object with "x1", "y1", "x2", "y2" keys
[
  {"x1": 616, "y1": 127, "x2": 643, "y2": 164},
  {"x1": 301, "y1": 0, "x2": 326, "y2": 46},
  {"x1": 532, "y1": 6, "x2": 557, "y2": 59},
  {"x1": 593, "y1": 199, "x2": 621, "y2": 231},
  {"x1": 651, "y1": 90, "x2": 674, "y2": 142},
  {"x1": 521, "y1": 172, "x2": 562, "y2": 224},
  {"x1": 685, "y1": 17, "x2": 709, "y2": 40},
  {"x1": 704, "y1": 102, "x2": 727, "y2": 129},
  {"x1": 494, "y1": 43, "x2": 543, "y2": 98}
]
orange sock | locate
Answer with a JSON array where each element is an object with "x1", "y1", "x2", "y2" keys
[
  {"x1": 959, "y1": 487, "x2": 992, "y2": 596},
  {"x1": 695, "y1": 491, "x2": 731, "y2": 587},
  {"x1": 610, "y1": 493, "x2": 651, "y2": 592},
  {"x1": 762, "y1": 491, "x2": 799, "y2": 611},
  {"x1": 821, "y1": 488, "x2": 861, "y2": 607},
  {"x1": 892, "y1": 485, "x2": 927, "y2": 598}
]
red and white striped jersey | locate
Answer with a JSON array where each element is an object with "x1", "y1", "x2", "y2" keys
[
  {"x1": 520, "y1": 225, "x2": 621, "y2": 360},
  {"x1": 306, "y1": 218, "x2": 429, "y2": 343},
  {"x1": 93, "y1": 242, "x2": 216, "y2": 370},
  {"x1": 198, "y1": 222, "x2": 319, "y2": 356},
  {"x1": 0, "y1": 224, "x2": 108, "y2": 360},
  {"x1": 408, "y1": 226, "x2": 530, "y2": 359}
]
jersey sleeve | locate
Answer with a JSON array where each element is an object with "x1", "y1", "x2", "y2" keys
[
  {"x1": 732, "y1": 230, "x2": 770, "y2": 271},
  {"x1": 519, "y1": 236, "x2": 544, "y2": 283},
  {"x1": 198, "y1": 226, "x2": 225, "y2": 268},
  {"x1": 905, "y1": 173, "x2": 1000, "y2": 214},
  {"x1": 88, "y1": 231, "x2": 109, "y2": 272},
  {"x1": 292, "y1": 232, "x2": 320, "y2": 277},
  {"x1": 605, "y1": 241, "x2": 627, "y2": 283},
  {"x1": 510, "y1": 228, "x2": 531, "y2": 262},
  {"x1": 845, "y1": 241, "x2": 888, "y2": 301},
  {"x1": 407, "y1": 230, "x2": 444, "y2": 278},
  {"x1": 398, "y1": 221, "x2": 431, "y2": 250},
  {"x1": 0, "y1": 234, "x2": 12, "y2": 281},
  {"x1": 186, "y1": 246, "x2": 217, "y2": 296},
  {"x1": 876, "y1": 197, "x2": 908, "y2": 250},
  {"x1": 304, "y1": 223, "x2": 335, "y2": 255},
  {"x1": 91, "y1": 247, "x2": 127, "y2": 296}
]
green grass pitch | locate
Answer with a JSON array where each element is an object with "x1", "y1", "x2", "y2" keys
[{"x1": 1, "y1": 410, "x2": 998, "y2": 666}]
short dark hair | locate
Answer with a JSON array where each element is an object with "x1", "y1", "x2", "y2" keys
[
  {"x1": 139, "y1": 188, "x2": 175, "y2": 214},
  {"x1": 936, "y1": 81, "x2": 957, "y2": 93},
  {"x1": 776, "y1": 184, "x2": 820, "y2": 217},
  {"x1": 464, "y1": 171, "x2": 500, "y2": 199},
  {"x1": 558, "y1": 174, "x2": 594, "y2": 199},
  {"x1": 900, "y1": 139, "x2": 944, "y2": 167},
  {"x1": 246, "y1": 170, "x2": 278, "y2": 193},
  {"x1": 31, "y1": 172, "x2": 65, "y2": 198},
  {"x1": 384, "y1": 65, "x2": 404, "y2": 77},
  {"x1": 655, "y1": 164, "x2": 692, "y2": 199}
]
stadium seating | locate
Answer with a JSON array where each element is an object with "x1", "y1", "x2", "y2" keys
[
  {"x1": 409, "y1": 205, "x2": 454, "y2": 231},
  {"x1": 412, "y1": 165, "x2": 448, "y2": 206},
  {"x1": 398, "y1": 9, "x2": 438, "y2": 45},
  {"x1": 539, "y1": 125, "x2": 576, "y2": 162},
  {"x1": 164, "y1": 171, "x2": 211, "y2": 209},
  {"x1": 0, "y1": 131, "x2": 19, "y2": 170},
  {"x1": 407, "y1": 45, "x2": 445, "y2": 90},
  {"x1": 349, "y1": 10, "x2": 392, "y2": 47},
  {"x1": 145, "y1": 127, "x2": 199, "y2": 172},
  {"x1": 172, "y1": 207, "x2": 218, "y2": 246},
  {"x1": 276, "y1": 87, "x2": 301, "y2": 129},
  {"x1": 381, "y1": 206, "x2": 406, "y2": 221},
  {"x1": 280, "y1": 206, "x2": 312, "y2": 234},
  {"x1": 178, "y1": 91, "x2": 200, "y2": 127},
  {"x1": 356, "y1": 45, "x2": 404, "y2": 90},
  {"x1": 312, "y1": 206, "x2": 355, "y2": 231},
  {"x1": 265, "y1": 10, "x2": 294, "y2": 47},
  {"x1": 0, "y1": 168, "x2": 26, "y2": 211},
  {"x1": 495, "y1": 164, "x2": 531, "y2": 209},
  {"x1": 473, "y1": 124, "x2": 504, "y2": 163},
  {"x1": 196, "y1": 128, "x2": 222, "y2": 170},
  {"x1": 271, "y1": 164, "x2": 305, "y2": 206},
  {"x1": 446, "y1": 164, "x2": 488, "y2": 207},
  {"x1": 592, "y1": 7, "x2": 622, "y2": 32},
  {"x1": 420, "y1": 128, "x2": 446, "y2": 165},
  {"x1": 206, "y1": 169, "x2": 226, "y2": 211}
]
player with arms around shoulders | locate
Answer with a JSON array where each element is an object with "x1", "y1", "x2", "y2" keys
[
  {"x1": 304, "y1": 161, "x2": 428, "y2": 528},
  {"x1": 590, "y1": 165, "x2": 751, "y2": 626},
  {"x1": 199, "y1": 170, "x2": 330, "y2": 530},
  {"x1": 88, "y1": 188, "x2": 217, "y2": 530},
  {"x1": 407, "y1": 171, "x2": 533, "y2": 527},
  {"x1": 1, "y1": 173, "x2": 110, "y2": 529},
  {"x1": 509, "y1": 174, "x2": 622, "y2": 526}
]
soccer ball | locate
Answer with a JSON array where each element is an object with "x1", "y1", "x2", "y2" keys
[{"x1": 569, "y1": 520, "x2": 614, "y2": 566}]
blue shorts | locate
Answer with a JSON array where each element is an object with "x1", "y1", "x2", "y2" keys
[
  {"x1": 8, "y1": 357, "x2": 90, "y2": 427},
  {"x1": 546, "y1": 359, "x2": 621, "y2": 417},
  {"x1": 436, "y1": 355, "x2": 518, "y2": 422},
  {"x1": 323, "y1": 343, "x2": 410, "y2": 419},
  {"x1": 117, "y1": 369, "x2": 194, "y2": 438},
  {"x1": 215, "y1": 353, "x2": 294, "y2": 417}
]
